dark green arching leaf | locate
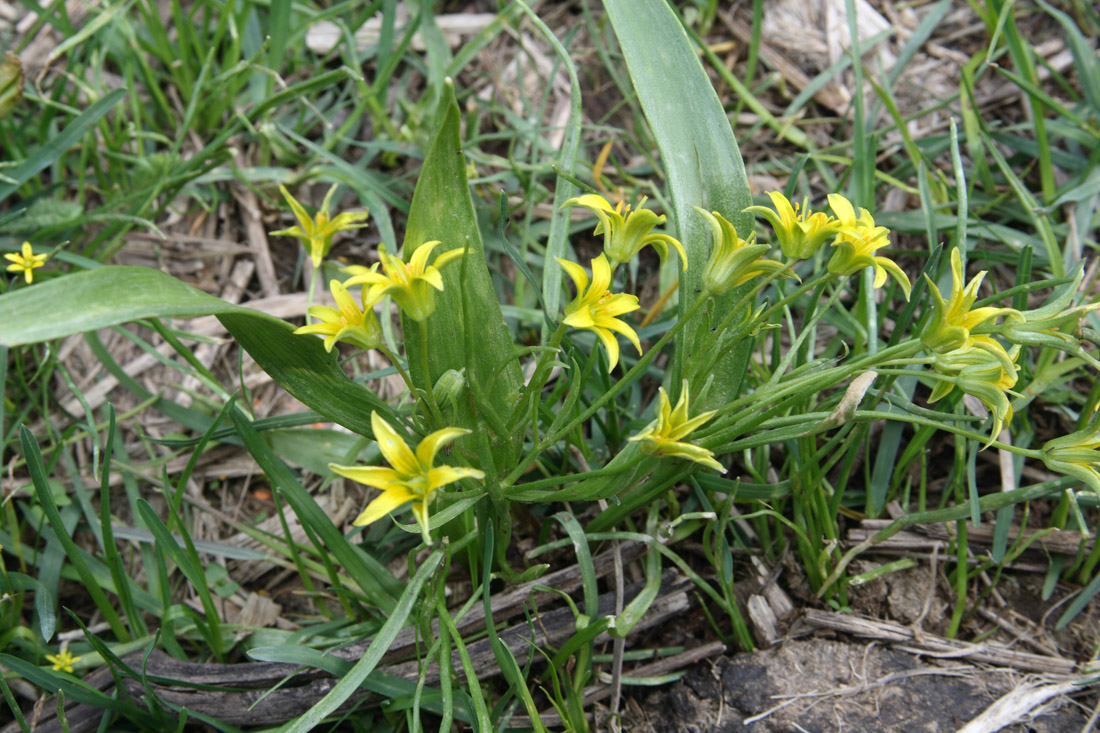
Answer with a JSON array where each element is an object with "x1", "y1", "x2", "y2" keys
[
  {"x1": 0, "y1": 266, "x2": 394, "y2": 436},
  {"x1": 601, "y1": 0, "x2": 755, "y2": 410}
]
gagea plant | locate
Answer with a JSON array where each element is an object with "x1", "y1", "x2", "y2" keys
[{"x1": 2, "y1": 0, "x2": 1099, "y2": 728}]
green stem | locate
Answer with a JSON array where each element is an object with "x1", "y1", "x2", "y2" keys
[
  {"x1": 379, "y1": 345, "x2": 417, "y2": 398},
  {"x1": 418, "y1": 320, "x2": 445, "y2": 427},
  {"x1": 503, "y1": 293, "x2": 711, "y2": 486}
]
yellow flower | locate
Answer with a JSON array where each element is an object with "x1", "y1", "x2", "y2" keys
[
  {"x1": 1041, "y1": 410, "x2": 1100, "y2": 495},
  {"x1": 293, "y1": 278, "x2": 383, "y2": 352},
  {"x1": 923, "y1": 249, "x2": 1019, "y2": 356},
  {"x1": 929, "y1": 345, "x2": 1019, "y2": 446},
  {"x1": 270, "y1": 184, "x2": 370, "y2": 268},
  {"x1": 744, "y1": 191, "x2": 839, "y2": 260},
  {"x1": 694, "y1": 207, "x2": 796, "y2": 296},
  {"x1": 45, "y1": 648, "x2": 80, "y2": 673},
  {"x1": 344, "y1": 241, "x2": 466, "y2": 322},
  {"x1": 557, "y1": 253, "x2": 641, "y2": 372},
  {"x1": 5, "y1": 241, "x2": 48, "y2": 283},
  {"x1": 825, "y1": 193, "x2": 911, "y2": 300},
  {"x1": 563, "y1": 193, "x2": 688, "y2": 270},
  {"x1": 330, "y1": 412, "x2": 484, "y2": 545},
  {"x1": 628, "y1": 380, "x2": 724, "y2": 472}
]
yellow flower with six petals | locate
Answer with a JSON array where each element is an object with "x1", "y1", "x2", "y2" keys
[
  {"x1": 293, "y1": 278, "x2": 383, "y2": 352},
  {"x1": 5, "y1": 241, "x2": 48, "y2": 284},
  {"x1": 558, "y1": 253, "x2": 641, "y2": 372},
  {"x1": 563, "y1": 193, "x2": 688, "y2": 270},
  {"x1": 922, "y1": 248, "x2": 1019, "y2": 372},
  {"x1": 344, "y1": 241, "x2": 467, "y2": 322},
  {"x1": 270, "y1": 184, "x2": 370, "y2": 268},
  {"x1": 744, "y1": 191, "x2": 839, "y2": 260},
  {"x1": 46, "y1": 648, "x2": 80, "y2": 673},
  {"x1": 826, "y1": 193, "x2": 911, "y2": 300},
  {"x1": 330, "y1": 412, "x2": 484, "y2": 545},
  {"x1": 629, "y1": 379, "x2": 724, "y2": 472}
]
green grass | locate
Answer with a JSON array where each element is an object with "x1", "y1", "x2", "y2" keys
[{"x1": 2, "y1": 0, "x2": 1100, "y2": 730}]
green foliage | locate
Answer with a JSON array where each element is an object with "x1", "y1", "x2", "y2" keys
[{"x1": 2, "y1": 0, "x2": 1100, "y2": 729}]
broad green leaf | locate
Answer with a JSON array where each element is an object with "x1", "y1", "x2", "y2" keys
[
  {"x1": 402, "y1": 81, "x2": 523, "y2": 446},
  {"x1": 0, "y1": 265, "x2": 393, "y2": 436},
  {"x1": 601, "y1": 0, "x2": 754, "y2": 410}
]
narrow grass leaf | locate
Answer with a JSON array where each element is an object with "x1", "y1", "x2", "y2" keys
[
  {"x1": 18, "y1": 427, "x2": 130, "y2": 642},
  {"x1": 0, "y1": 88, "x2": 125, "y2": 202},
  {"x1": 281, "y1": 548, "x2": 444, "y2": 733},
  {"x1": 230, "y1": 410, "x2": 402, "y2": 611}
]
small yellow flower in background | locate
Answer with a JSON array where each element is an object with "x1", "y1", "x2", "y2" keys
[
  {"x1": 929, "y1": 345, "x2": 1020, "y2": 446},
  {"x1": 330, "y1": 411, "x2": 484, "y2": 545},
  {"x1": 825, "y1": 193, "x2": 911, "y2": 301},
  {"x1": 270, "y1": 184, "x2": 370, "y2": 268},
  {"x1": 744, "y1": 191, "x2": 839, "y2": 260},
  {"x1": 344, "y1": 240, "x2": 466, "y2": 322},
  {"x1": 563, "y1": 193, "x2": 688, "y2": 270},
  {"x1": 558, "y1": 253, "x2": 641, "y2": 372},
  {"x1": 1041, "y1": 410, "x2": 1100, "y2": 495},
  {"x1": 694, "y1": 207, "x2": 796, "y2": 296},
  {"x1": 5, "y1": 241, "x2": 48, "y2": 284},
  {"x1": 293, "y1": 278, "x2": 383, "y2": 352},
  {"x1": 46, "y1": 648, "x2": 80, "y2": 673},
  {"x1": 923, "y1": 249, "x2": 1019, "y2": 356},
  {"x1": 629, "y1": 379, "x2": 724, "y2": 472}
]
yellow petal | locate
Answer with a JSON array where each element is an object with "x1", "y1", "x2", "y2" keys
[
  {"x1": 408, "y1": 240, "x2": 442, "y2": 275},
  {"x1": 556, "y1": 258, "x2": 589, "y2": 293},
  {"x1": 416, "y1": 427, "x2": 470, "y2": 468},
  {"x1": 353, "y1": 486, "x2": 417, "y2": 526},
  {"x1": 370, "y1": 412, "x2": 420, "y2": 476},
  {"x1": 330, "y1": 463, "x2": 401, "y2": 489}
]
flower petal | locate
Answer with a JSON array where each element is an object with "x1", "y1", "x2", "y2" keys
[
  {"x1": 352, "y1": 486, "x2": 417, "y2": 526},
  {"x1": 329, "y1": 463, "x2": 402, "y2": 489},
  {"x1": 408, "y1": 240, "x2": 442, "y2": 275},
  {"x1": 556, "y1": 258, "x2": 589, "y2": 293},
  {"x1": 426, "y1": 465, "x2": 485, "y2": 491},
  {"x1": 416, "y1": 427, "x2": 470, "y2": 468},
  {"x1": 370, "y1": 412, "x2": 420, "y2": 476}
]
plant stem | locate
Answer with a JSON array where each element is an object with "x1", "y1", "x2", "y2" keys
[
  {"x1": 504, "y1": 293, "x2": 711, "y2": 486},
  {"x1": 418, "y1": 320, "x2": 445, "y2": 427}
]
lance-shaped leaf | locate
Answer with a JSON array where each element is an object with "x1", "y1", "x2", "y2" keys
[
  {"x1": 401, "y1": 80, "x2": 523, "y2": 449},
  {"x1": 602, "y1": 0, "x2": 755, "y2": 409}
]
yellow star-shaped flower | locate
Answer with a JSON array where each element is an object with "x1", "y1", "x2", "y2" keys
[
  {"x1": 270, "y1": 184, "x2": 370, "y2": 268},
  {"x1": 629, "y1": 380, "x2": 724, "y2": 472},
  {"x1": 330, "y1": 412, "x2": 484, "y2": 545},
  {"x1": 5, "y1": 241, "x2": 48, "y2": 284},
  {"x1": 344, "y1": 240, "x2": 467, "y2": 322},
  {"x1": 923, "y1": 248, "x2": 1019, "y2": 355},
  {"x1": 293, "y1": 278, "x2": 383, "y2": 352},
  {"x1": 557, "y1": 253, "x2": 641, "y2": 372},
  {"x1": 563, "y1": 193, "x2": 688, "y2": 270},
  {"x1": 745, "y1": 191, "x2": 839, "y2": 261},
  {"x1": 45, "y1": 648, "x2": 80, "y2": 673},
  {"x1": 826, "y1": 193, "x2": 911, "y2": 300}
]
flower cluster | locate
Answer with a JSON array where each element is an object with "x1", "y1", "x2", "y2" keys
[{"x1": 747, "y1": 191, "x2": 910, "y2": 299}]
